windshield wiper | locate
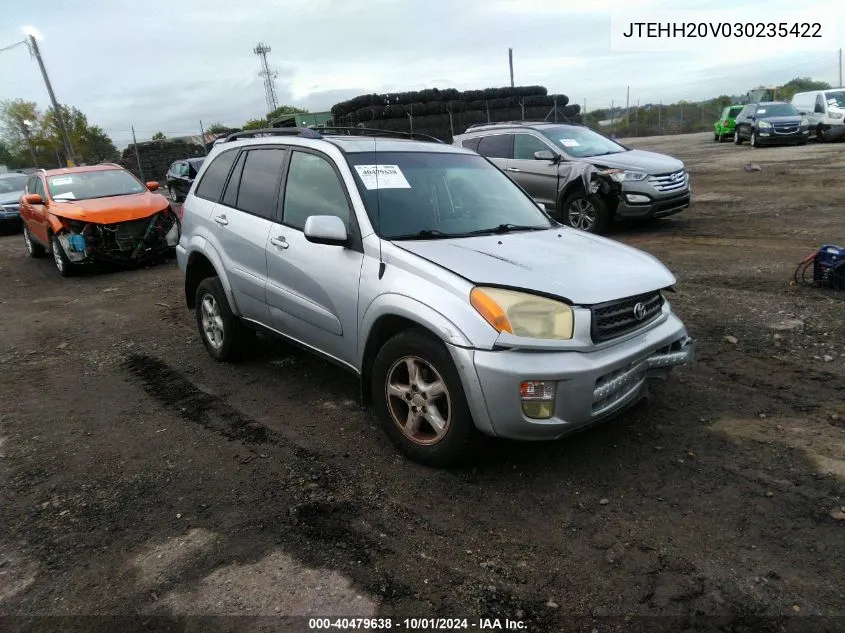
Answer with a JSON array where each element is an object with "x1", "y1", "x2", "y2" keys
[
  {"x1": 462, "y1": 224, "x2": 547, "y2": 236},
  {"x1": 390, "y1": 229, "x2": 455, "y2": 240}
]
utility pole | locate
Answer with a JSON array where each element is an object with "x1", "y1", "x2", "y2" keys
[
  {"x1": 199, "y1": 120, "x2": 208, "y2": 156},
  {"x1": 658, "y1": 100, "x2": 662, "y2": 134},
  {"x1": 839, "y1": 48, "x2": 842, "y2": 87},
  {"x1": 626, "y1": 86, "x2": 630, "y2": 126},
  {"x1": 508, "y1": 48, "x2": 514, "y2": 88},
  {"x1": 611, "y1": 100, "x2": 615, "y2": 136},
  {"x1": 17, "y1": 118, "x2": 38, "y2": 168},
  {"x1": 27, "y1": 34, "x2": 75, "y2": 166},
  {"x1": 131, "y1": 126, "x2": 144, "y2": 181}
]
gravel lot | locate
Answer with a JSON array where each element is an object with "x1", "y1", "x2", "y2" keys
[{"x1": 1, "y1": 132, "x2": 844, "y2": 632}]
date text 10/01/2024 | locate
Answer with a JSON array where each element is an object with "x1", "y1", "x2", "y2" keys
[
  {"x1": 621, "y1": 22, "x2": 822, "y2": 38},
  {"x1": 308, "y1": 618, "x2": 527, "y2": 630}
]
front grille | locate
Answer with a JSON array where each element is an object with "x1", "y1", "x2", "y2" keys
[
  {"x1": 1, "y1": 204, "x2": 20, "y2": 214},
  {"x1": 648, "y1": 169, "x2": 688, "y2": 193},
  {"x1": 772, "y1": 122, "x2": 800, "y2": 134},
  {"x1": 590, "y1": 291, "x2": 663, "y2": 343}
]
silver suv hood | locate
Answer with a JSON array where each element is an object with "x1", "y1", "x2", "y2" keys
[
  {"x1": 0, "y1": 189, "x2": 24, "y2": 205},
  {"x1": 392, "y1": 229, "x2": 676, "y2": 305},
  {"x1": 577, "y1": 149, "x2": 684, "y2": 175}
]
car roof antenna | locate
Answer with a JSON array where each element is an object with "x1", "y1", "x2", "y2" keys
[{"x1": 374, "y1": 136, "x2": 386, "y2": 280}]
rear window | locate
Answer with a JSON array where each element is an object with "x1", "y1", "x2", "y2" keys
[
  {"x1": 195, "y1": 149, "x2": 238, "y2": 202},
  {"x1": 728, "y1": 106, "x2": 743, "y2": 117}
]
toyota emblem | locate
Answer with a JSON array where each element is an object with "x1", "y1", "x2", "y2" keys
[{"x1": 633, "y1": 302, "x2": 647, "y2": 320}]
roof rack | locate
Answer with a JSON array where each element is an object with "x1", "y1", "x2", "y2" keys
[
  {"x1": 465, "y1": 120, "x2": 583, "y2": 131},
  {"x1": 314, "y1": 126, "x2": 445, "y2": 144},
  {"x1": 221, "y1": 127, "x2": 323, "y2": 143}
]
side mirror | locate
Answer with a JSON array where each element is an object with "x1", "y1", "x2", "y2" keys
[
  {"x1": 146, "y1": 181, "x2": 160, "y2": 191},
  {"x1": 303, "y1": 215, "x2": 348, "y2": 246},
  {"x1": 534, "y1": 150, "x2": 556, "y2": 161},
  {"x1": 24, "y1": 193, "x2": 43, "y2": 205}
]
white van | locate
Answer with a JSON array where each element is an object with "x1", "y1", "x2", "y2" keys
[{"x1": 791, "y1": 89, "x2": 845, "y2": 140}]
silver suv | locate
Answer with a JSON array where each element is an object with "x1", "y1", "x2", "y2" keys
[
  {"x1": 177, "y1": 127, "x2": 696, "y2": 466},
  {"x1": 453, "y1": 121, "x2": 690, "y2": 233}
]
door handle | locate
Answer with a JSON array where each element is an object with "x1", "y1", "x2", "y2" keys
[
  {"x1": 213, "y1": 214, "x2": 228, "y2": 225},
  {"x1": 270, "y1": 236, "x2": 289, "y2": 249},
  {"x1": 506, "y1": 167, "x2": 520, "y2": 172}
]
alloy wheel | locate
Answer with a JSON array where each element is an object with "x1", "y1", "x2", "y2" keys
[
  {"x1": 169, "y1": 187, "x2": 178, "y2": 202},
  {"x1": 23, "y1": 226, "x2": 33, "y2": 255},
  {"x1": 385, "y1": 356, "x2": 451, "y2": 446},
  {"x1": 567, "y1": 198, "x2": 597, "y2": 231},
  {"x1": 200, "y1": 294, "x2": 224, "y2": 349},
  {"x1": 52, "y1": 239, "x2": 65, "y2": 273}
]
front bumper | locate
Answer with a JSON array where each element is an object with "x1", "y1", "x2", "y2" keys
[
  {"x1": 756, "y1": 128, "x2": 809, "y2": 144},
  {"x1": 0, "y1": 203, "x2": 21, "y2": 223},
  {"x1": 452, "y1": 312, "x2": 695, "y2": 441},
  {"x1": 59, "y1": 211, "x2": 180, "y2": 265},
  {"x1": 616, "y1": 191, "x2": 691, "y2": 220}
]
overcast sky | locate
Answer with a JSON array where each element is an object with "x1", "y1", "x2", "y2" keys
[{"x1": 1, "y1": 0, "x2": 842, "y2": 148}]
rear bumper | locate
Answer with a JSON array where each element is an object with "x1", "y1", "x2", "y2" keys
[
  {"x1": 449, "y1": 312, "x2": 695, "y2": 440},
  {"x1": 616, "y1": 192, "x2": 691, "y2": 220}
]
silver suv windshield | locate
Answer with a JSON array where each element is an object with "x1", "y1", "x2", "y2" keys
[
  {"x1": 538, "y1": 125, "x2": 628, "y2": 158},
  {"x1": 345, "y1": 151, "x2": 553, "y2": 240}
]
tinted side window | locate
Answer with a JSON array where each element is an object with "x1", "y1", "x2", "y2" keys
[
  {"x1": 477, "y1": 134, "x2": 513, "y2": 159},
  {"x1": 461, "y1": 137, "x2": 481, "y2": 152},
  {"x1": 815, "y1": 94, "x2": 826, "y2": 112},
  {"x1": 235, "y1": 149, "x2": 286, "y2": 220},
  {"x1": 34, "y1": 178, "x2": 46, "y2": 199},
  {"x1": 221, "y1": 151, "x2": 246, "y2": 208},
  {"x1": 513, "y1": 134, "x2": 551, "y2": 160},
  {"x1": 195, "y1": 149, "x2": 238, "y2": 202},
  {"x1": 282, "y1": 151, "x2": 351, "y2": 231},
  {"x1": 26, "y1": 176, "x2": 37, "y2": 194}
]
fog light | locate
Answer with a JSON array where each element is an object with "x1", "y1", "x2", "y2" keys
[
  {"x1": 626, "y1": 194, "x2": 650, "y2": 204},
  {"x1": 520, "y1": 380, "x2": 556, "y2": 419}
]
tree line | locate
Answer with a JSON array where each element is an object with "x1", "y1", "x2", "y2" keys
[{"x1": 0, "y1": 99, "x2": 119, "y2": 170}]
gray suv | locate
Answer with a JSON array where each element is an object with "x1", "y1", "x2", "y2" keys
[
  {"x1": 177, "y1": 127, "x2": 695, "y2": 466},
  {"x1": 453, "y1": 122, "x2": 690, "y2": 233}
]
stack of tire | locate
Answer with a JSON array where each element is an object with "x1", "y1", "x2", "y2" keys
[{"x1": 328, "y1": 86, "x2": 580, "y2": 142}]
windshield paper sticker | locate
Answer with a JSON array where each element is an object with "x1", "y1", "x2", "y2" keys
[
  {"x1": 560, "y1": 139, "x2": 580, "y2": 147},
  {"x1": 50, "y1": 177, "x2": 73, "y2": 186},
  {"x1": 354, "y1": 165, "x2": 411, "y2": 190}
]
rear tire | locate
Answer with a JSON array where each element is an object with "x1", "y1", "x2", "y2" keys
[
  {"x1": 560, "y1": 190, "x2": 611, "y2": 234},
  {"x1": 194, "y1": 276, "x2": 254, "y2": 362},
  {"x1": 371, "y1": 328, "x2": 485, "y2": 467},
  {"x1": 750, "y1": 131, "x2": 759, "y2": 148},
  {"x1": 23, "y1": 224, "x2": 45, "y2": 258},
  {"x1": 734, "y1": 130, "x2": 742, "y2": 145}
]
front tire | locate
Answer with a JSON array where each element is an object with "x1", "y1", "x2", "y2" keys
[
  {"x1": 23, "y1": 224, "x2": 46, "y2": 258},
  {"x1": 371, "y1": 329, "x2": 485, "y2": 467},
  {"x1": 560, "y1": 190, "x2": 611, "y2": 234},
  {"x1": 750, "y1": 130, "x2": 759, "y2": 148},
  {"x1": 734, "y1": 130, "x2": 743, "y2": 145},
  {"x1": 168, "y1": 186, "x2": 180, "y2": 203},
  {"x1": 816, "y1": 124, "x2": 826, "y2": 142},
  {"x1": 50, "y1": 234, "x2": 74, "y2": 277},
  {"x1": 194, "y1": 277, "x2": 254, "y2": 362}
]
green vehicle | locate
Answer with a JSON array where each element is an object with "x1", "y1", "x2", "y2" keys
[{"x1": 714, "y1": 105, "x2": 744, "y2": 142}]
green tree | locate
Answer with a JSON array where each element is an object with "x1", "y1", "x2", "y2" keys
[
  {"x1": 243, "y1": 118, "x2": 268, "y2": 130},
  {"x1": 266, "y1": 105, "x2": 308, "y2": 121},
  {"x1": 151, "y1": 131, "x2": 166, "y2": 141},
  {"x1": 777, "y1": 76, "x2": 832, "y2": 101},
  {"x1": 205, "y1": 122, "x2": 238, "y2": 134}
]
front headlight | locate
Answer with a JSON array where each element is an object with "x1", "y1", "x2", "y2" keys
[
  {"x1": 470, "y1": 287, "x2": 574, "y2": 340},
  {"x1": 829, "y1": 112, "x2": 843, "y2": 119},
  {"x1": 608, "y1": 170, "x2": 648, "y2": 182},
  {"x1": 758, "y1": 120, "x2": 772, "y2": 128}
]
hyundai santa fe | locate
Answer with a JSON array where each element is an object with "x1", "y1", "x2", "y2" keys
[
  {"x1": 177, "y1": 127, "x2": 696, "y2": 466},
  {"x1": 453, "y1": 121, "x2": 690, "y2": 234}
]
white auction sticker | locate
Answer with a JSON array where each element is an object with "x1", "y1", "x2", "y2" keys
[
  {"x1": 560, "y1": 139, "x2": 580, "y2": 147},
  {"x1": 50, "y1": 176, "x2": 74, "y2": 185},
  {"x1": 354, "y1": 165, "x2": 411, "y2": 190}
]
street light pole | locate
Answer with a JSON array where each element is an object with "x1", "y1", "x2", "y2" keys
[{"x1": 26, "y1": 34, "x2": 76, "y2": 165}]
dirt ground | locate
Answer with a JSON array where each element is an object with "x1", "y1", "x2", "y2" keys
[{"x1": 1, "y1": 132, "x2": 844, "y2": 633}]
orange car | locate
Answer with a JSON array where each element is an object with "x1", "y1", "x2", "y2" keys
[{"x1": 19, "y1": 164, "x2": 179, "y2": 276}]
